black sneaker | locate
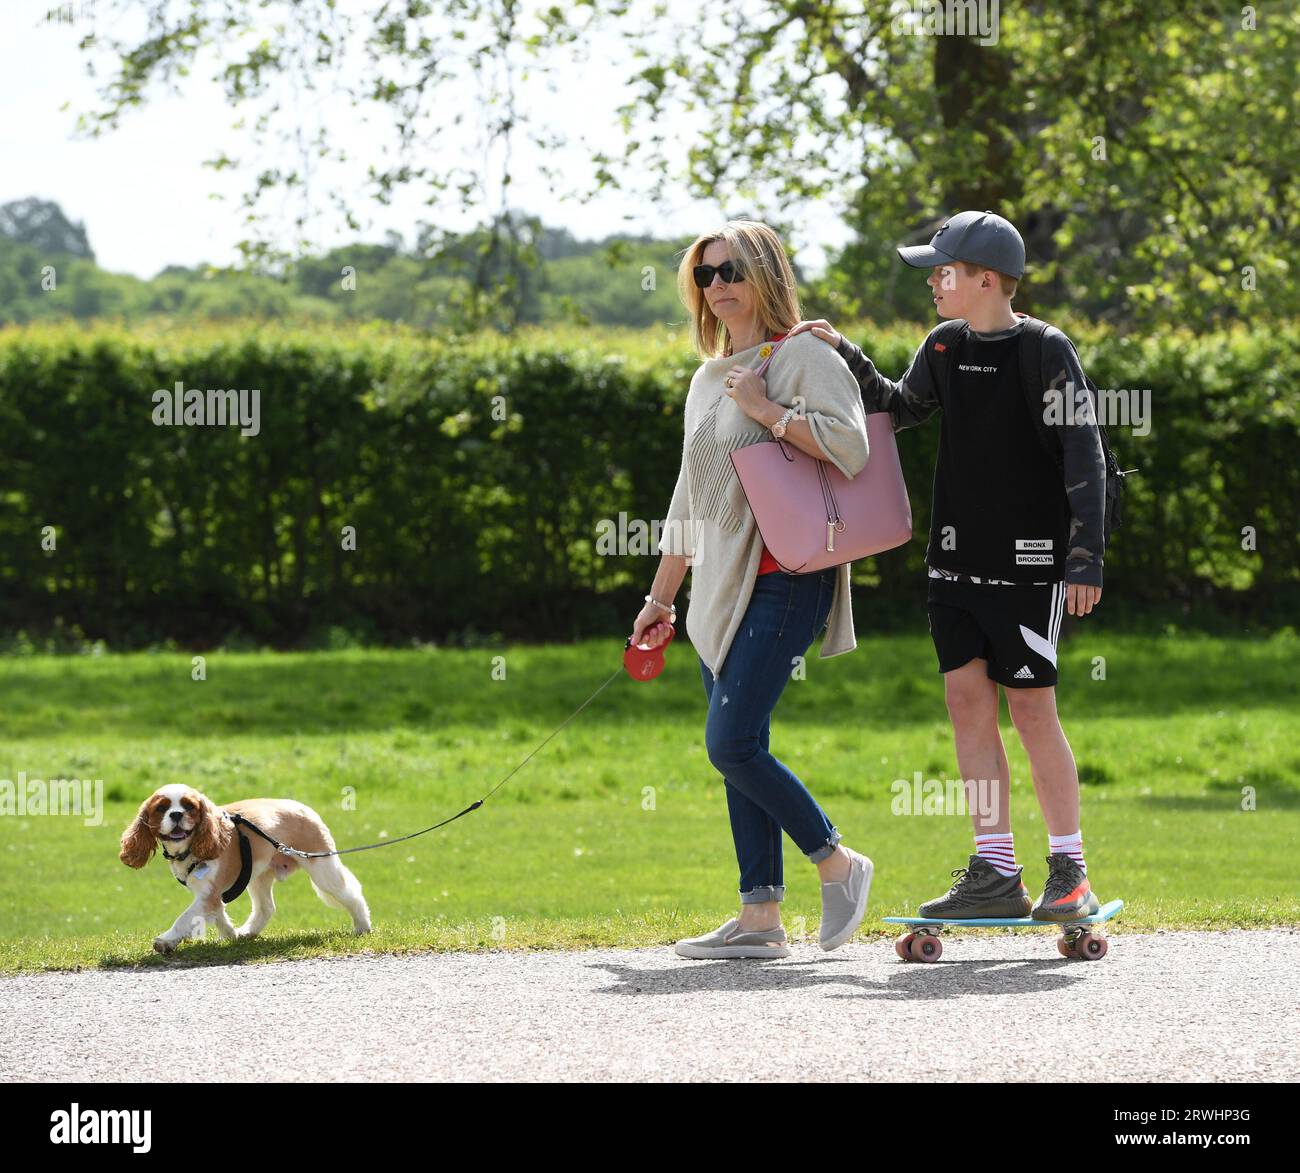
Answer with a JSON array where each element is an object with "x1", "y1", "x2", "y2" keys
[
  {"x1": 917, "y1": 854, "x2": 1033, "y2": 920},
  {"x1": 1031, "y1": 853, "x2": 1101, "y2": 922}
]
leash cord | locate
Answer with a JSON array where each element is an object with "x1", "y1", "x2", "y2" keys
[{"x1": 250, "y1": 662, "x2": 629, "y2": 860}]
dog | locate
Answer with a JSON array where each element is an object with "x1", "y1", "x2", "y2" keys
[{"x1": 120, "y1": 784, "x2": 372, "y2": 953}]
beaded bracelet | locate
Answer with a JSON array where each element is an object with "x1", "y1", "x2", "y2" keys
[{"x1": 645, "y1": 593, "x2": 677, "y2": 618}]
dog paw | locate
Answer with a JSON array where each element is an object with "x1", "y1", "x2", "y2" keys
[{"x1": 152, "y1": 937, "x2": 177, "y2": 954}]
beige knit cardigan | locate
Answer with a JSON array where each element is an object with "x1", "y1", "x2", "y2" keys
[{"x1": 657, "y1": 331, "x2": 870, "y2": 675}]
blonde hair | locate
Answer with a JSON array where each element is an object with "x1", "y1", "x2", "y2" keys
[
  {"x1": 677, "y1": 220, "x2": 802, "y2": 359},
  {"x1": 957, "y1": 260, "x2": 1019, "y2": 299}
]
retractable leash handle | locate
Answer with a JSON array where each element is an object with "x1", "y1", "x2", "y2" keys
[{"x1": 624, "y1": 623, "x2": 675, "y2": 680}]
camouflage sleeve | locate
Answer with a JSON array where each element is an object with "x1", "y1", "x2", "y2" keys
[
  {"x1": 1042, "y1": 329, "x2": 1107, "y2": 588},
  {"x1": 835, "y1": 335, "x2": 940, "y2": 431}
]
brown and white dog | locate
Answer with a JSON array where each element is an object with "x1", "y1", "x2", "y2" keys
[{"x1": 120, "y1": 784, "x2": 371, "y2": 953}]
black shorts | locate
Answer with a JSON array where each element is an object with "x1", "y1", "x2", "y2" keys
[{"x1": 927, "y1": 577, "x2": 1066, "y2": 688}]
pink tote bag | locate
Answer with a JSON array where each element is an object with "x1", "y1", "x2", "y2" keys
[{"x1": 729, "y1": 337, "x2": 913, "y2": 572}]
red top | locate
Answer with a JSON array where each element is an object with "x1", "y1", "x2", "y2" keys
[{"x1": 754, "y1": 332, "x2": 788, "y2": 575}]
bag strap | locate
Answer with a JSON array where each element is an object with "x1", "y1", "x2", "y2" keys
[
  {"x1": 1045, "y1": 322, "x2": 1121, "y2": 461},
  {"x1": 752, "y1": 332, "x2": 790, "y2": 379},
  {"x1": 925, "y1": 318, "x2": 968, "y2": 405},
  {"x1": 1015, "y1": 313, "x2": 1063, "y2": 469}
]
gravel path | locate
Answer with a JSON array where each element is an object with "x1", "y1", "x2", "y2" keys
[{"x1": 3, "y1": 929, "x2": 1297, "y2": 1082}]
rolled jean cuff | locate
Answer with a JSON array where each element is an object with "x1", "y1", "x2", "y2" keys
[
  {"x1": 739, "y1": 885, "x2": 785, "y2": 904},
  {"x1": 805, "y1": 827, "x2": 842, "y2": 864}
]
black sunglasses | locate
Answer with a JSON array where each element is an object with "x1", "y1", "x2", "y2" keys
[{"x1": 693, "y1": 260, "x2": 745, "y2": 288}]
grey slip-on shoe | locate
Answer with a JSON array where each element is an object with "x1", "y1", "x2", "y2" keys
[
  {"x1": 675, "y1": 917, "x2": 790, "y2": 959},
  {"x1": 819, "y1": 848, "x2": 874, "y2": 951}
]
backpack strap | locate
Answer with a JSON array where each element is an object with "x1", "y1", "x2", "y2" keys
[
  {"x1": 1015, "y1": 313, "x2": 1064, "y2": 469},
  {"x1": 925, "y1": 317, "x2": 968, "y2": 404},
  {"x1": 1018, "y1": 316, "x2": 1129, "y2": 546}
]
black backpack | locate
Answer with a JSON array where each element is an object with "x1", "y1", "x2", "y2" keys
[{"x1": 924, "y1": 314, "x2": 1134, "y2": 546}]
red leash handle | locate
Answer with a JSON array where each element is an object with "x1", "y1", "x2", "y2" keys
[{"x1": 624, "y1": 624, "x2": 675, "y2": 681}]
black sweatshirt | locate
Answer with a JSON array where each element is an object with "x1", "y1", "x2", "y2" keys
[{"x1": 837, "y1": 317, "x2": 1107, "y2": 587}]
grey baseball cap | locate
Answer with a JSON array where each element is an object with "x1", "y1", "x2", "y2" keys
[{"x1": 897, "y1": 210, "x2": 1025, "y2": 279}]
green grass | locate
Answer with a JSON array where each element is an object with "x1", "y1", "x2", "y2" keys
[{"x1": 1, "y1": 630, "x2": 1297, "y2": 974}]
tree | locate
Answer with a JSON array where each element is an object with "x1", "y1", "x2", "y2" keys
[
  {"x1": 0, "y1": 198, "x2": 95, "y2": 260},
  {"x1": 611, "y1": 1, "x2": 1299, "y2": 325},
  {"x1": 64, "y1": 1, "x2": 1300, "y2": 327}
]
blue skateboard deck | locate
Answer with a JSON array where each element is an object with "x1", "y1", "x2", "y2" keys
[
  {"x1": 885, "y1": 899, "x2": 1123, "y2": 962},
  {"x1": 884, "y1": 898, "x2": 1123, "y2": 929}
]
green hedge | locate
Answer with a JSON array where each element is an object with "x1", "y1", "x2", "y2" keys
[{"x1": 0, "y1": 318, "x2": 1295, "y2": 648}]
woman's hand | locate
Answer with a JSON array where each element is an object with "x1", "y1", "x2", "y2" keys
[
  {"x1": 630, "y1": 603, "x2": 674, "y2": 649},
  {"x1": 724, "y1": 366, "x2": 772, "y2": 423},
  {"x1": 785, "y1": 318, "x2": 842, "y2": 349}
]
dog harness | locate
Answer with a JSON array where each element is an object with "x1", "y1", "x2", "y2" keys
[{"x1": 163, "y1": 811, "x2": 273, "y2": 904}]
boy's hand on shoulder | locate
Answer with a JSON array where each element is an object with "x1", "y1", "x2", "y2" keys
[
  {"x1": 786, "y1": 319, "x2": 842, "y2": 349},
  {"x1": 1067, "y1": 583, "x2": 1102, "y2": 616}
]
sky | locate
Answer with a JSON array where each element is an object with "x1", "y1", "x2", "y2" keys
[{"x1": 3, "y1": 0, "x2": 854, "y2": 279}]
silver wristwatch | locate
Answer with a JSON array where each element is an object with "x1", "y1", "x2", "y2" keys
[{"x1": 771, "y1": 406, "x2": 797, "y2": 439}]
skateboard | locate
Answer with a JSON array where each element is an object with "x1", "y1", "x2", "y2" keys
[{"x1": 884, "y1": 899, "x2": 1123, "y2": 962}]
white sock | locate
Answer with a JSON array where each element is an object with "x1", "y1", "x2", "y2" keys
[
  {"x1": 1049, "y1": 830, "x2": 1086, "y2": 875},
  {"x1": 974, "y1": 832, "x2": 1018, "y2": 877}
]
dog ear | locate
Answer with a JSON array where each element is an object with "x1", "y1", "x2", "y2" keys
[
  {"x1": 120, "y1": 796, "x2": 159, "y2": 869},
  {"x1": 189, "y1": 792, "x2": 231, "y2": 862}
]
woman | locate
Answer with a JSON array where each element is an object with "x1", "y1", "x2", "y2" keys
[{"x1": 629, "y1": 220, "x2": 875, "y2": 959}]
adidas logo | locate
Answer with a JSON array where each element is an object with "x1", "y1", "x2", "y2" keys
[{"x1": 1013, "y1": 665, "x2": 1035, "y2": 680}]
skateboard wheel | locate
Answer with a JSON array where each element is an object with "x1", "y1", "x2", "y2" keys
[
  {"x1": 911, "y1": 934, "x2": 942, "y2": 963},
  {"x1": 1056, "y1": 936, "x2": 1078, "y2": 959},
  {"x1": 1076, "y1": 933, "x2": 1108, "y2": 960},
  {"x1": 895, "y1": 933, "x2": 915, "y2": 961}
]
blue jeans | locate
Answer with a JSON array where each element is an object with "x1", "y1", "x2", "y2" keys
[{"x1": 698, "y1": 566, "x2": 841, "y2": 905}]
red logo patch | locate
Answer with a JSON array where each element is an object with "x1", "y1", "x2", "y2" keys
[{"x1": 934, "y1": 343, "x2": 947, "y2": 352}]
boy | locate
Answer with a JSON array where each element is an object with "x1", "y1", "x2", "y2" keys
[{"x1": 797, "y1": 210, "x2": 1107, "y2": 921}]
